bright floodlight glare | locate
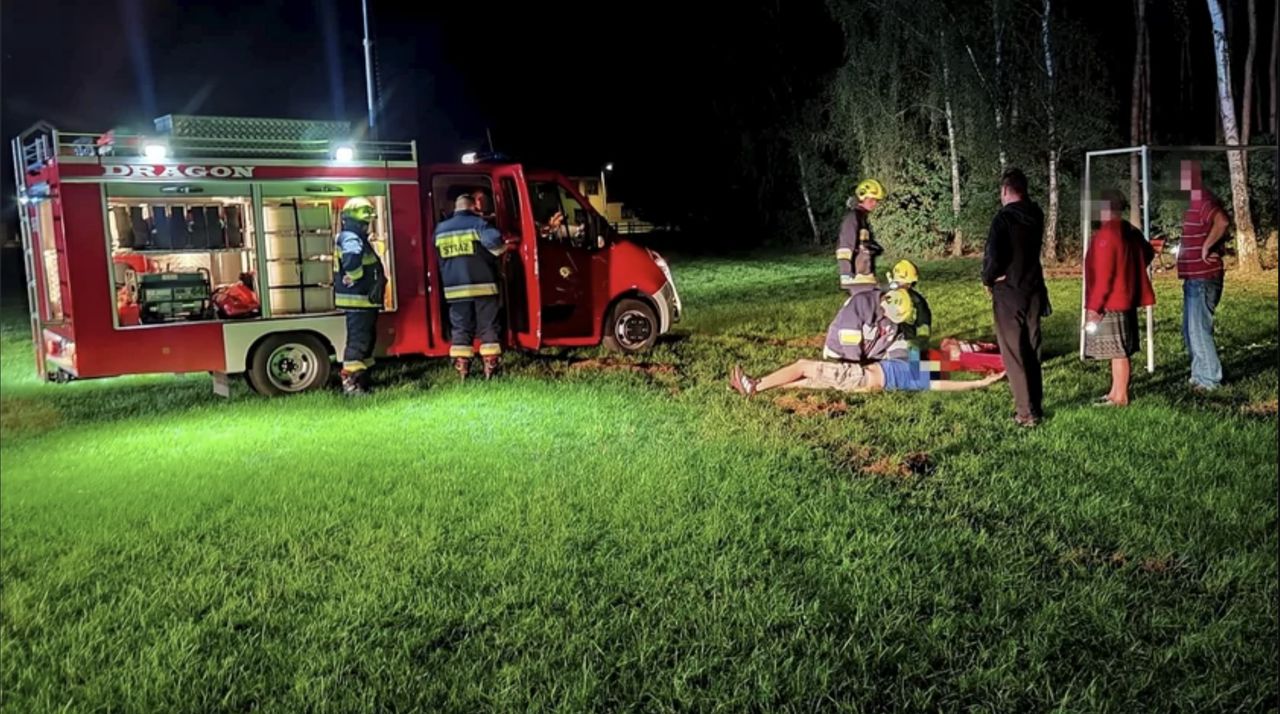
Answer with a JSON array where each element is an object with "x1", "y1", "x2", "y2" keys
[
  {"x1": 461, "y1": 152, "x2": 478, "y2": 164},
  {"x1": 335, "y1": 145, "x2": 356, "y2": 162},
  {"x1": 604, "y1": 163, "x2": 614, "y2": 171},
  {"x1": 143, "y1": 143, "x2": 167, "y2": 160}
]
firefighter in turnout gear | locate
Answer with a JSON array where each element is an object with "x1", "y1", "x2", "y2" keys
[
  {"x1": 334, "y1": 197, "x2": 387, "y2": 396},
  {"x1": 836, "y1": 178, "x2": 886, "y2": 291},
  {"x1": 823, "y1": 286, "x2": 914, "y2": 363},
  {"x1": 885, "y1": 259, "x2": 932, "y2": 349},
  {"x1": 435, "y1": 194, "x2": 508, "y2": 379}
]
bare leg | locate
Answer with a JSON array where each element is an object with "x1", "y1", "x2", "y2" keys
[
  {"x1": 755, "y1": 360, "x2": 819, "y2": 393},
  {"x1": 1109, "y1": 357, "x2": 1131, "y2": 405}
]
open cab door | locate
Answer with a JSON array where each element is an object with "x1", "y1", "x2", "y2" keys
[{"x1": 489, "y1": 165, "x2": 541, "y2": 350}]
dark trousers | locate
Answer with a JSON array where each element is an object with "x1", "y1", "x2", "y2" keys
[
  {"x1": 448, "y1": 296, "x2": 502, "y2": 358},
  {"x1": 992, "y1": 289, "x2": 1044, "y2": 420},
  {"x1": 343, "y1": 309, "x2": 378, "y2": 372}
]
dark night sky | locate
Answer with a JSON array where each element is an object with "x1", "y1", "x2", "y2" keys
[
  {"x1": 1, "y1": 0, "x2": 840, "y2": 219},
  {"x1": 0, "y1": 0, "x2": 1267, "y2": 243}
]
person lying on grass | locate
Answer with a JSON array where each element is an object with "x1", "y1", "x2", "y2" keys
[
  {"x1": 730, "y1": 286, "x2": 1006, "y2": 395},
  {"x1": 728, "y1": 358, "x2": 1006, "y2": 396}
]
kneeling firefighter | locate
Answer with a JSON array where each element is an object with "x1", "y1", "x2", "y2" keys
[
  {"x1": 435, "y1": 193, "x2": 508, "y2": 379},
  {"x1": 334, "y1": 197, "x2": 387, "y2": 395}
]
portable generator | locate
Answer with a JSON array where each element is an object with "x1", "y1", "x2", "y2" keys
[{"x1": 137, "y1": 269, "x2": 214, "y2": 323}]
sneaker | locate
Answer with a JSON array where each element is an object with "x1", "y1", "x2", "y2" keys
[
  {"x1": 728, "y1": 365, "x2": 757, "y2": 397},
  {"x1": 454, "y1": 357, "x2": 471, "y2": 381},
  {"x1": 1014, "y1": 414, "x2": 1040, "y2": 428}
]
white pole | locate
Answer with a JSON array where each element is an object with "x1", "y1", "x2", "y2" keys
[
  {"x1": 362, "y1": 0, "x2": 377, "y2": 139},
  {"x1": 1141, "y1": 145, "x2": 1154, "y2": 373},
  {"x1": 1080, "y1": 152, "x2": 1092, "y2": 360}
]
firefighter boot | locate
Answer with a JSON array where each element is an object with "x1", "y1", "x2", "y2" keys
[
  {"x1": 482, "y1": 354, "x2": 501, "y2": 380},
  {"x1": 453, "y1": 357, "x2": 471, "y2": 381}
]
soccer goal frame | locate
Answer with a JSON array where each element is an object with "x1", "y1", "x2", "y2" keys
[{"x1": 1079, "y1": 143, "x2": 1277, "y2": 373}]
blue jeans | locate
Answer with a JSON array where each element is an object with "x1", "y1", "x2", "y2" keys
[{"x1": 1182, "y1": 277, "x2": 1223, "y2": 389}]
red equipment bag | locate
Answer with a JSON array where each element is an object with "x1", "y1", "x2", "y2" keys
[{"x1": 212, "y1": 281, "x2": 260, "y2": 319}]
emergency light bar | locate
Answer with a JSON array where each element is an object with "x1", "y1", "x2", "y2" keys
[{"x1": 461, "y1": 151, "x2": 510, "y2": 165}]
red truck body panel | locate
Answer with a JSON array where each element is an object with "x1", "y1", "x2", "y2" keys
[{"x1": 12, "y1": 124, "x2": 679, "y2": 388}]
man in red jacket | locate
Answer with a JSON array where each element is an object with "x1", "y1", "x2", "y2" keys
[{"x1": 1084, "y1": 190, "x2": 1156, "y2": 406}]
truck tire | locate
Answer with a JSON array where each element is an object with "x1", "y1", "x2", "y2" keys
[
  {"x1": 246, "y1": 332, "x2": 331, "y2": 396},
  {"x1": 603, "y1": 298, "x2": 658, "y2": 354}
]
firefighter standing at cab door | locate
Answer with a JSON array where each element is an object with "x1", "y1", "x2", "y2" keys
[
  {"x1": 333, "y1": 197, "x2": 387, "y2": 395},
  {"x1": 435, "y1": 194, "x2": 508, "y2": 379},
  {"x1": 836, "y1": 179, "x2": 886, "y2": 291}
]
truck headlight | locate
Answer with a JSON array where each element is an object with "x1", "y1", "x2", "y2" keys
[{"x1": 649, "y1": 249, "x2": 681, "y2": 319}]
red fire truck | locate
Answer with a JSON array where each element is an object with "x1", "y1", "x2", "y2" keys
[{"x1": 11, "y1": 116, "x2": 681, "y2": 395}]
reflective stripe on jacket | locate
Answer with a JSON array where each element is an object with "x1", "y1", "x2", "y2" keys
[
  {"x1": 435, "y1": 210, "x2": 504, "y2": 301},
  {"x1": 333, "y1": 218, "x2": 385, "y2": 310}
]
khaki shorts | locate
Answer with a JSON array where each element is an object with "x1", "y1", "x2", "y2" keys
[{"x1": 792, "y1": 361, "x2": 871, "y2": 392}]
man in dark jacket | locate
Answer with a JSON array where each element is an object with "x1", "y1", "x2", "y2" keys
[{"x1": 982, "y1": 168, "x2": 1049, "y2": 427}]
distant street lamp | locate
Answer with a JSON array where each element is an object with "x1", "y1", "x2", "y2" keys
[{"x1": 600, "y1": 162, "x2": 613, "y2": 205}]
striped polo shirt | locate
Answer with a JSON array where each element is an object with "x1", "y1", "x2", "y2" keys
[{"x1": 1177, "y1": 194, "x2": 1227, "y2": 280}]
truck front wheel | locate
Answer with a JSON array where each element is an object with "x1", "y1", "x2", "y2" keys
[
  {"x1": 603, "y1": 298, "x2": 658, "y2": 353},
  {"x1": 246, "y1": 333, "x2": 332, "y2": 396}
]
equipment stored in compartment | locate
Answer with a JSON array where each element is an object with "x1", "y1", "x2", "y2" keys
[{"x1": 137, "y1": 270, "x2": 214, "y2": 324}]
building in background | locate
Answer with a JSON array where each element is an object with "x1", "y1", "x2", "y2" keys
[{"x1": 567, "y1": 175, "x2": 654, "y2": 235}]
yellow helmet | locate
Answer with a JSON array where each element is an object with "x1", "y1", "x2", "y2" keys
[
  {"x1": 880, "y1": 288, "x2": 915, "y2": 325},
  {"x1": 888, "y1": 260, "x2": 919, "y2": 287},
  {"x1": 855, "y1": 178, "x2": 886, "y2": 202},
  {"x1": 341, "y1": 197, "x2": 377, "y2": 224}
]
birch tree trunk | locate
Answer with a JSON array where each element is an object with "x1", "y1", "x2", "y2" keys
[
  {"x1": 1271, "y1": 1, "x2": 1278, "y2": 134},
  {"x1": 796, "y1": 150, "x2": 821, "y2": 246},
  {"x1": 943, "y1": 31, "x2": 964, "y2": 256},
  {"x1": 1206, "y1": 0, "x2": 1262, "y2": 273},
  {"x1": 1143, "y1": 19, "x2": 1152, "y2": 143},
  {"x1": 1242, "y1": 0, "x2": 1256, "y2": 148},
  {"x1": 993, "y1": 0, "x2": 1008, "y2": 172},
  {"x1": 1129, "y1": 0, "x2": 1146, "y2": 227},
  {"x1": 1042, "y1": 0, "x2": 1059, "y2": 262}
]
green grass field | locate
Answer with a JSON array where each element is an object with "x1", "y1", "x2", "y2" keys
[{"x1": 2, "y1": 254, "x2": 1276, "y2": 712}]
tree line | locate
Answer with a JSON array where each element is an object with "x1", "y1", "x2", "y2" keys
[{"x1": 733, "y1": 0, "x2": 1278, "y2": 270}]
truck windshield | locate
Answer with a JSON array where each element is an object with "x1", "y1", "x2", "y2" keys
[{"x1": 528, "y1": 181, "x2": 602, "y2": 250}]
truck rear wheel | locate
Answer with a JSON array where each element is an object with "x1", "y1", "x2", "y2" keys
[
  {"x1": 603, "y1": 298, "x2": 658, "y2": 354},
  {"x1": 246, "y1": 333, "x2": 331, "y2": 396}
]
